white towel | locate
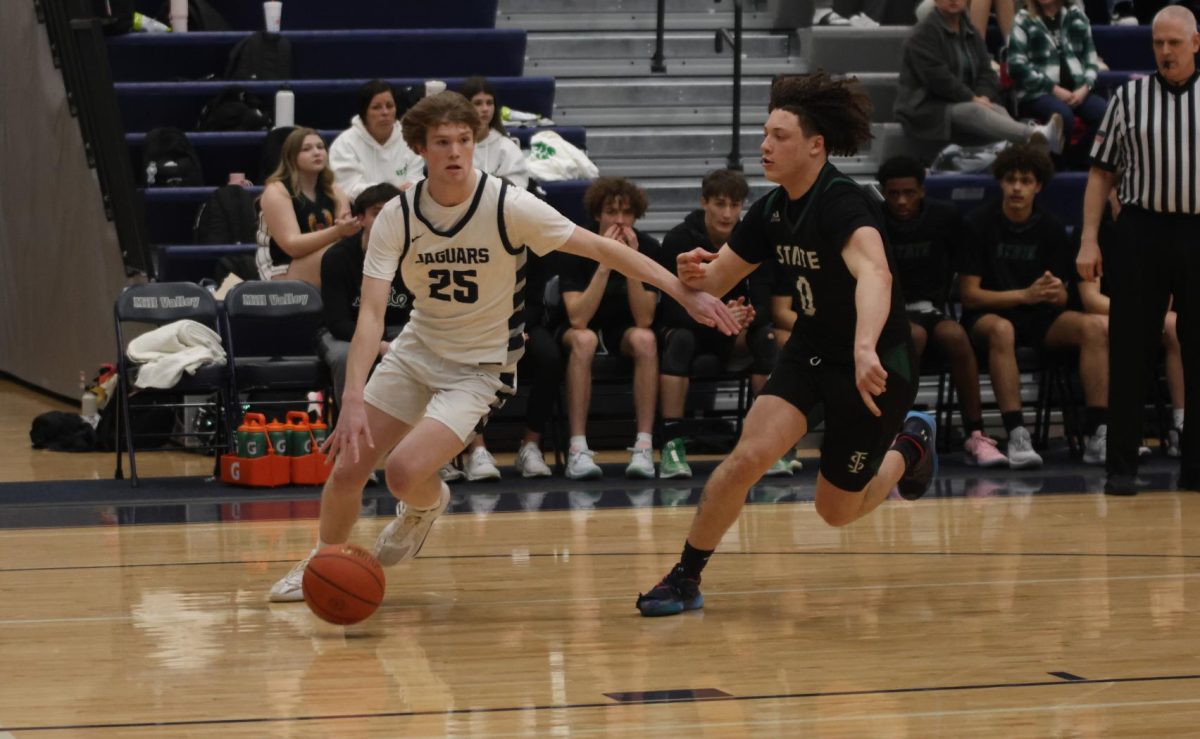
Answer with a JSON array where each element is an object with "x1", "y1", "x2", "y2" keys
[{"x1": 127, "y1": 319, "x2": 226, "y2": 389}]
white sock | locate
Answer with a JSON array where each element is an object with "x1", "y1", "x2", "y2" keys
[
  {"x1": 409, "y1": 482, "x2": 449, "y2": 512},
  {"x1": 635, "y1": 432, "x2": 653, "y2": 449},
  {"x1": 521, "y1": 440, "x2": 540, "y2": 453},
  {"x1": 570, "y1": 435, "x2": 588, "y2": 453},
  {"x1": 1174, "y1": 409, "x2": 1185, "y2": 429}
]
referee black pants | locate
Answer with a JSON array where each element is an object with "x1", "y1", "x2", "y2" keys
[{"x1": 1107, "y1": 206, "x2": 1200, "y2": 479}]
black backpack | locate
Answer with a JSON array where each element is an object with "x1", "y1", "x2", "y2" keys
[
  {"x1": 194, "y1": 184, "x2": 257, "y2": 244},
  {"x1": 142, "y1": 127, "x2": 203, "y2": 187},
  {"x1": 224, "y1": 32, "x2": 293, "y2": 81},
  {"x1": 197, "y1": 86, "x2": 271, "y2": 132},
  {"x1": 258, "y1": 125, "x2": 296, "y2": 181},
  {"x1": 155, "y1": 0, "x2": 230, "y2": 31}
]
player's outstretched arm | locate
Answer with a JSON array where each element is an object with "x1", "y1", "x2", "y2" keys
[
  {"x1": 559, "y1": 226, "x2": 741, "y2": 336},
  {"x1": 676, "y1": 244, "x2": 757, "y2": 298},
  {"x1": 843, "y1": 226, "x2": 893, "y2": 417},
  {"x1": 321, "y1": 275, "x2": 390, "y2": 464}
]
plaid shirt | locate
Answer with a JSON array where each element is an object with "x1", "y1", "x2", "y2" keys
[{"x1": 1007, "y1": 5, "x2": 1099, "y2": 102}]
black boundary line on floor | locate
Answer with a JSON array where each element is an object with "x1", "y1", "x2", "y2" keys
[
  {"x1": 2, "y1": 548, "x2": 1199, "y2": 574},
  {"x1": 4, "y1": 672, "x2": 1199, "y2": 732}
]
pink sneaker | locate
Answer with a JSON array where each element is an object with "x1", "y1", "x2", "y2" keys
[{"x1": 964, "y1": 430, "x2": 1009, "y2": 468}]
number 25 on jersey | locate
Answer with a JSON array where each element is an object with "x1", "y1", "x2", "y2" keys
[{"x1": 429, "y1": 269, "x2": 479, "y2": 303}]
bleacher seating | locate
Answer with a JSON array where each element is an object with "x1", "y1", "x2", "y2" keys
[
  {"x1": 132, "y1": 0, "x2": 501, "y2": 30},
  {"x1": 107, "y1": 29, "x2": 528, "y2": 82},
  {"x1": 116, "y1": 77, "x2": 558, "y2": 131},
  {"x1": 127, "y1": 127, "x2": 588, "y2": 187}
]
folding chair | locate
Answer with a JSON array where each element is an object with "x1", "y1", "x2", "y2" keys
[
  {"x1": 222, "y1": 280, "x2": 332, "y2": 428},
  {"x1": 113, "y1": 282, "x2": 231, "y2": 486}
]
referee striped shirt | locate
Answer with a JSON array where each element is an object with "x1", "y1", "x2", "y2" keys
[{"x1": 1091, "y1": 70, "x2": 1200, "y2": 214}]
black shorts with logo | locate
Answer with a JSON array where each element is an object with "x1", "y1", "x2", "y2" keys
[{"x1": 761, "y1": 339, "x2": 917, "y2": 492}]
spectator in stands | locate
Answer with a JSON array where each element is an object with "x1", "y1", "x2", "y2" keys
[
  {"x1": 878, "y1": 156, "x2": 1009, "y2": 466},
  {"x1": 1008, "y1": 0, "x2": 1107, "y2": 167},
  {"x1": 461, "y1": 76, "x2": 530, "y2": 190},
  {"x1": 656, "y1": 170, "x2": 788, "y2": 479},
  {"x1": 330, "y1": 80, "x2": 425, "y2": 198},
  {"x1": 558, "y1": 178, "x2": 660, "y2": 480},
  {"x1": 1076, "y1": 198, "x2": 1185, "y2": 458},
  {"x1": 318, "y1": 183, "x2": 411, "y2": 409},
  {"x1": 960, "y1": 144, "x2": 1109, "y2": 468},
  {"x1": 896, "y1": 0, "x2": 1065, "y2": 152},
  {"x1": 257, "y1": 127, "x2": 358, "y2": 287}
]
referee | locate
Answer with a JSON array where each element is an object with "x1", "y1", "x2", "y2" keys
[{"x1": 1077, "y1": 6, "x2": 1200, "y2": 493}]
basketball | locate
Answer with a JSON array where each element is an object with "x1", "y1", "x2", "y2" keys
[{"x1": 302, "y1": 544, "x2": 386, "y2": 625}]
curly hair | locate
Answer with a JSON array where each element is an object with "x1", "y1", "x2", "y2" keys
[
  {"x1": 583, "y1": 177, "x2": 648, "y2": 220},
  {"x1": 401, "y1": 91, "x2": 481, "y2": 153},
  {"x1": 991, "y1": 143, "x2": 1055, "y2": 185},
  {"x1": 769, "y1": 71, "x2": 874, "y2": 157}
]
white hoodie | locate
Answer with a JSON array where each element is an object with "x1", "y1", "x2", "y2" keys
[
  {"x1": 329, "y1": 116, "x2": 425, "y2": 198},
  {"x1": 473, "y1": 128, "x2": 530, "y2": 190}
]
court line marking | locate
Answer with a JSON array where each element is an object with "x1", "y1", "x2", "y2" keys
[
  {"x1": 484, "y1": 697, "x2": 1200, "y2": 737},
  {"x1": 2, "y1": 672, "x2": 1198, "y2": 732},
  {"x1": 1, "y1": 570, "x2": 1197, "y2": 626},
  {"x1": 1, "y1": 548, "x2": 1198, "y2": 574}
]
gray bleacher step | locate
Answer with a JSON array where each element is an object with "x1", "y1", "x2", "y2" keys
[
  {"x1": 527, "y1": 56, "x2": 802, "y2": 77},
  {"x1": 554, "y1": 105, "x2": 768, "y2": 127},
  {"x1": 501, "y1": 0, "x2": 767, "y2": 13},
  {"x1": 799, "y1": 27, "x2": 910, "y2": 73},
  {"x1": 637, "y1": 176, "x2": 775, "y2": 208},
  {"x1": 585, "y1": 125, "x2": 765, "y2": 157},
  {"x1": 592, "y1": 156, "x2": 767, "y2": 178},
  {"x1": 527, "y1": 30, "x2": 795, "y2": 60},
  {"x1": 554, "y1": 77, "x2": 773, "y2": 108},
  {"x1": 498, "y1": 11, "x2": 781, "y2": 32}
]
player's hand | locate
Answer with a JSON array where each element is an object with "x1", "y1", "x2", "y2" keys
[
  {"x1": 854, "y1": 347, "x2": 887, "y2": 417},
  {"x1": 320, "y1": 395, "x2": 374, "y2": 465},
  {"x1": 1076, "y1": 236, "x2": 1102, "y2": 282},
  {"x1": 677, "y1": 248, "x2": 716, "y2": 289},
  {"x1": 725, "y1": 296, "x2": 755, "y2": 331},
  {"x1": 681, "y1": 287, "x2": 740, "y2": 336}
]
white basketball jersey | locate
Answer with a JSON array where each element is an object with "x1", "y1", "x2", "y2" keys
[{"x1": 363, "y1": 171, "x2": 574, "y2": 366}]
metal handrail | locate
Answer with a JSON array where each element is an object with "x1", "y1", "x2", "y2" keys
[
  {"x1": 651, "y1": 0, "x2": 667, "y2": 72},
  {"x1": 714, "y1": 0, "x2": 744, "y2": 170}
]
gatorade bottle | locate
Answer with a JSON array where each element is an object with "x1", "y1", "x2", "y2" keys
[
  {"x1": 266, "y1": 418, "x2": 289, "y2": 457},
  {"x1": 285, "y1": 411, "x2": 312, "y2": 457},
  {"x1": 236, "y1": 413, "x2": 268, "y2": 458},
  {"x1": 309, "y1": 417, "x2": 328, "y2": 450}
]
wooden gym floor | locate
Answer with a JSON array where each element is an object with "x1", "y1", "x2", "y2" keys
[{"x1": 2, "y1": 379, "x2": 1198, "y2": 737}]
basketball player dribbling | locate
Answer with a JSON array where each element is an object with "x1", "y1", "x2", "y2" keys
[{"x1": 270, "y1": 92, "x2": 739, "y2": 601}]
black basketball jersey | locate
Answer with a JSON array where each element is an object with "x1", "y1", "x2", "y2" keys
[{"x1": 729, "y1": 162, "x2": 909, "y2": 364}]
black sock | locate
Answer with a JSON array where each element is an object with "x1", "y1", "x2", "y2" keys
[
  {"x1": 675, "y1": 541, "x2": 713, "y2": 580},
  {"x1": 891, "y1": 433, "x2": 925, "y2": 473},
  {"x1": 662, "y1": 418, "x2": 685, "y2": 442},
  {"x1": 1002, "y1": 411, "x2": 1025, "y2": 434},
  {"x1": 1085, "y1": 407, "x2": 1108, "y2": 436},
  {"x1": 964, "y1": 417, "x2": 984, "y2": 435}
]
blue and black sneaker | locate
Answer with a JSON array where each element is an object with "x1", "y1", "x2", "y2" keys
[
  {"x1": 636, "y1": 570, "x2": 704, "y2": 617},
  {"x1": 894, "y1": 411, "x2": 938, "y2": 501}
]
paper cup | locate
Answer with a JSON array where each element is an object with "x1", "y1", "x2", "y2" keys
[
  {"x1": 424, "y1": 79, "x2": 447, "y2": 97},
  {"x1": 263, "y1": 1, "x2": 283, "y2": 33},
  {"x1": 169, "y1": 0, "x2": 188, "y2": 31}
]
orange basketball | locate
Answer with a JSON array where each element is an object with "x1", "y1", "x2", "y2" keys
[{"x1": 302, "y1": 544, "x2": 385, "y2": 625}]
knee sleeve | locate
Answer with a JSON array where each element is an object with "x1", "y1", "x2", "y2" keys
[{"x1": 660, "y1": 328, "x2": 697, "y2": 377}]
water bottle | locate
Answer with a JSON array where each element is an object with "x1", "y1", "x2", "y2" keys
[
  {"x1": 266, "y1": 418, "x2": 289, "y2": 457},
  {"x1": 236, "y1": 413, "x2": 268, "y2": 458},
  {"x1": 80, "y1": 392, "x2": 99, "y2": 428},
  {"x1": 309, "y1": 418, "x2": 328, "y2": 450},
  {"x1": 145, "y1": 161, "x2": 158, "y2": 186},
  {"x1": 274, "y1": 89, "x2": 295, "y2": 129},
  {"x1": 286, "y1": 411, "x2": 312, "y2": 457}
]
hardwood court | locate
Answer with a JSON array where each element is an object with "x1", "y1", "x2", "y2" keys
[{"x1": 1, "y1": 486, "x2": 1198, "y2": 736}]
